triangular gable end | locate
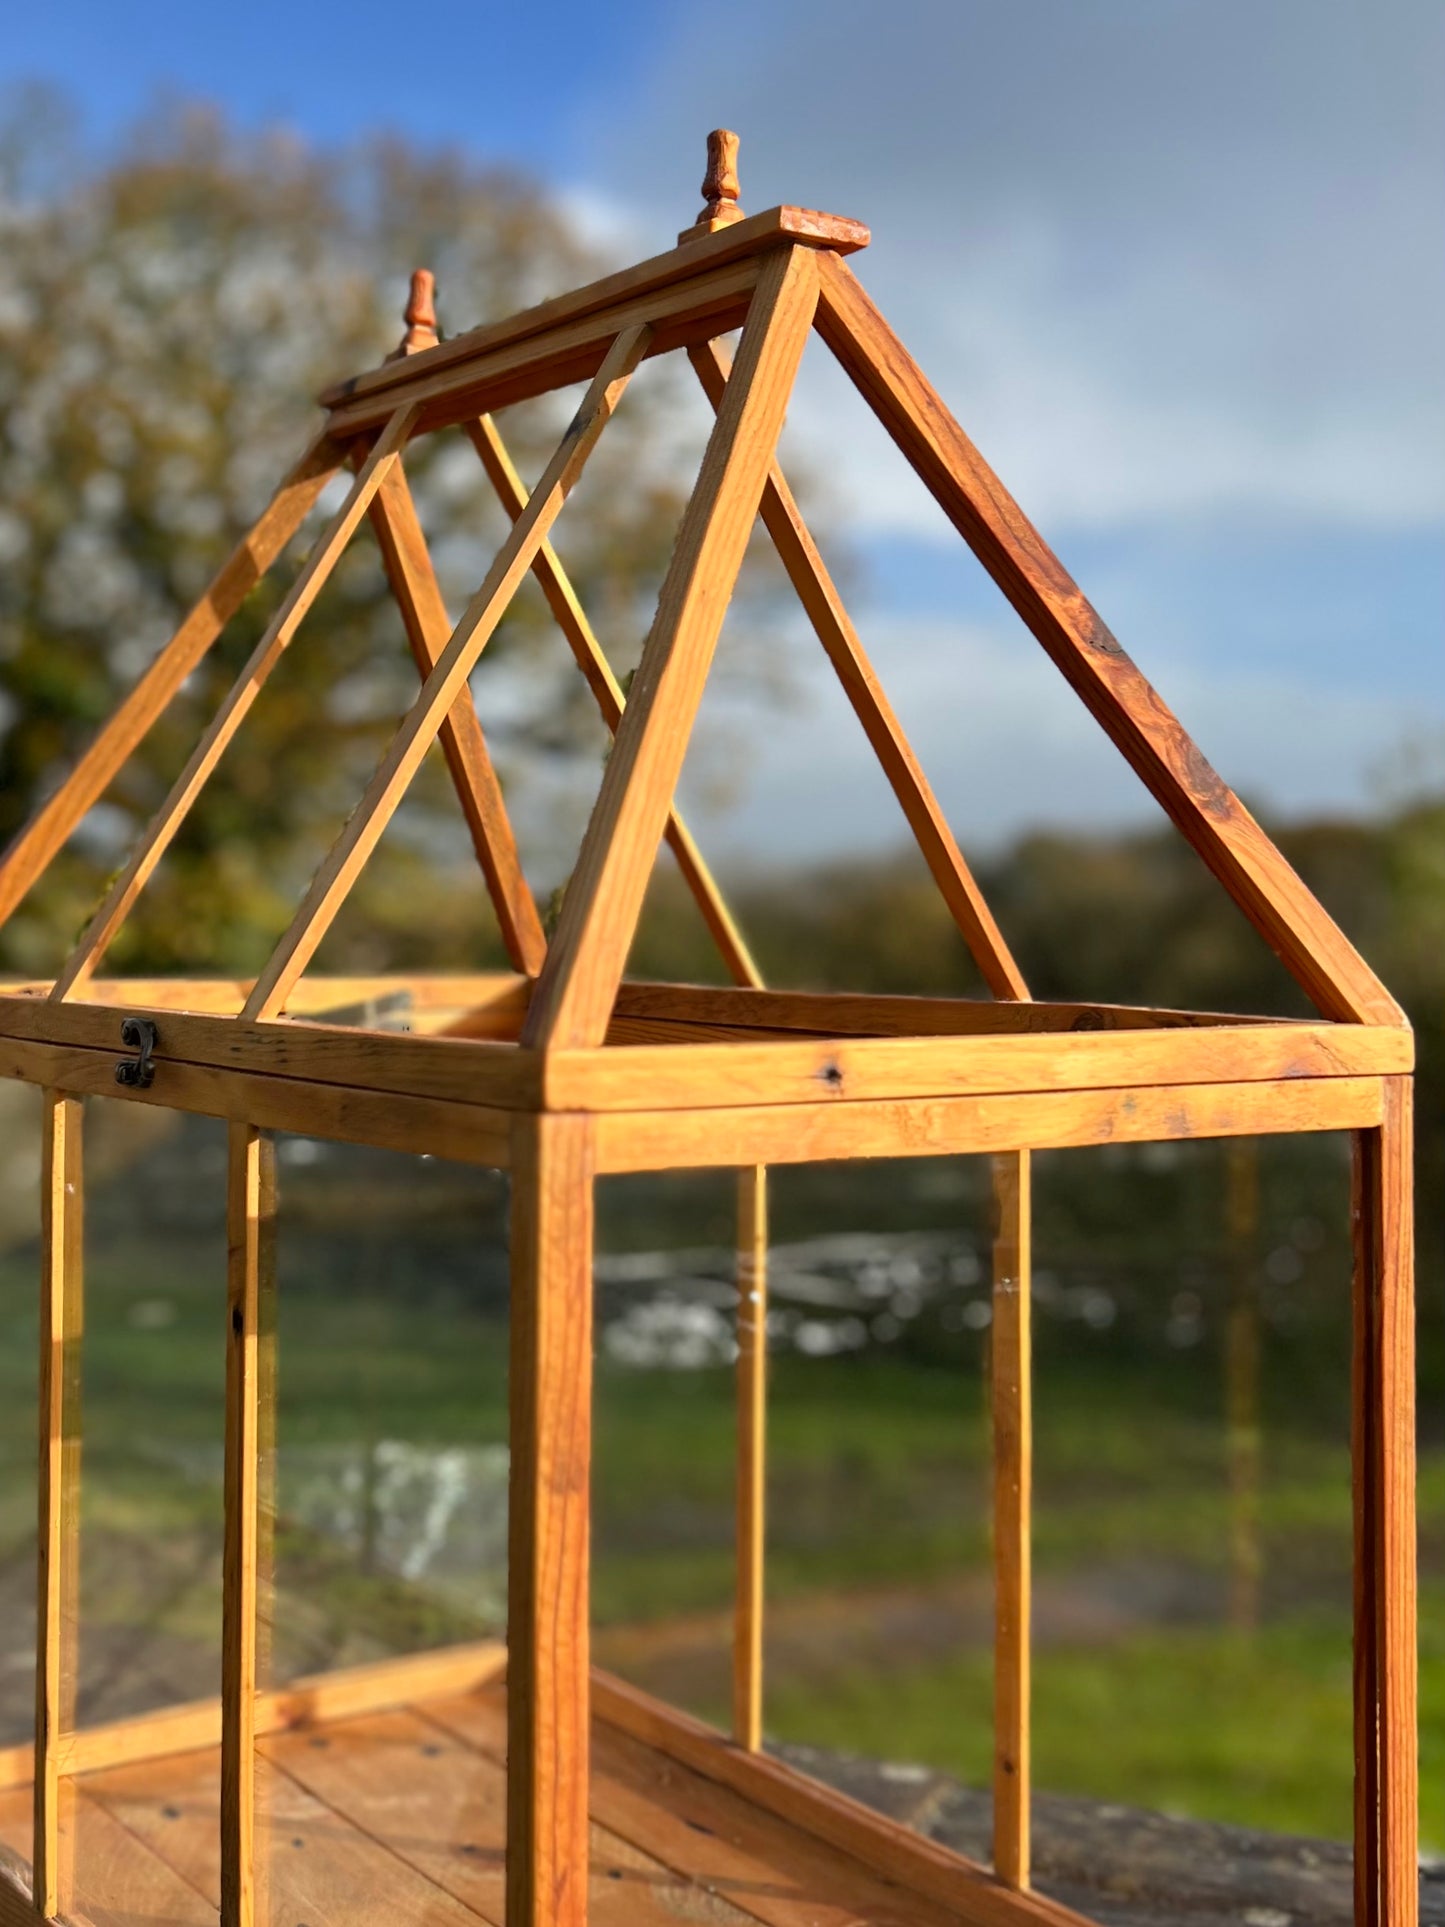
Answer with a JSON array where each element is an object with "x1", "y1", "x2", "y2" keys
[{"x1": 0, "y1": 132, "x2": 1400, "y2": 1042}]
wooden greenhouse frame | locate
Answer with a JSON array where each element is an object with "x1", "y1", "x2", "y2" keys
[{"x1": 0, "y1": 133, "x2": 1416, "y2": 1927}]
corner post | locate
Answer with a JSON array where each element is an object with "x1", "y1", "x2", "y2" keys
[
  {"x1": 508, "y1": 1113, "x2": 595, "y2": 1927},
  {"x1": 1352, "y1": 1076, "x2": 1417, "y2": 1927},
  {"x1": 35, "y1": 1092, "x2": 83, "y2": 1921},
  {"x1": 221, "y1": 1124, "x2": 278, "y2": 1927},
  {"x1": 991, "y1": 1148, "x2": 1031, "y2": 1889}
]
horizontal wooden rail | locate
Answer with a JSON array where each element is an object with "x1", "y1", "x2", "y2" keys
[
  {"x1": 326, "y1": 259, "x2": 757, "y2": 439},
  {"x1": 320, "y1": 203, "x2": 867, "y2": 421},
  {"x1": 0, "y1": 1031, "x2": 511, "y2": 1166},
  {"x1": 0, "y1": 1640, "x2": 508, "y2": 1792},
  {"x1": 593, "y1": 1669, "x2": 1091, "y2": 1927},
  {"x1": 592, "y1": 1075, "x2": 1387, "y2": 1173}
]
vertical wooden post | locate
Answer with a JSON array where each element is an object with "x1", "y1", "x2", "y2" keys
[
  {"x1": 734, "y1": 1165, "x2": 768, "y2": 1751},
  {"x1": 1352, "y1": 1077, "x2": 1417, "y2": 1927},
  {"x1": 991, "y1": 1149, "x2": 1031, "y2": 1890},
  {"x1": 1224, "y1": 1139, "x2": 1261, "y2": 1635},
  {"x1": 508, "y1": 1114, "x2": 595, "y2": 1927},
  {"x1": 34, "y1": 1092, "x2": 83, "y2": 1921},
  {"x1": 222, "y1": 1124, "x2": 277, "y2": 1927}
]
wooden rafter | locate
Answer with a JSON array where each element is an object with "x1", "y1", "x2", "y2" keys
[
  {"x1": 465, "y1": 413, "x2": 763, "y2": 993},
  {"x1": 0, "y1": 430, "x2": 344, "y2": 935},
  {"x1": 367, "y1": 460, "x2": 548, "y2": 975},
  {"x1": 52, "y1": 410, "x2": 417, "y2": 1001},
  {"x1": 241, "y1": 324, "x2": 651, "y2": 1022},
  {"x1": 812, "y1": 251, "x2": 1403, "y2": 1029},
  {"x1": 523, "y1": 247, "x2": 820, "y2": 1050}
]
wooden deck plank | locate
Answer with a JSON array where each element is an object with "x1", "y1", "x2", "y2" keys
[
  {"x1": 81, "y1": 1743, "x2": 481, "y2": 1927},
  {"x1": 0, "y1": 1778, "x2": 214, "y2": 1927},
  {"x1": 423, "y1": 1687, "x2": 966, "y2": 1927},
  {"x1": 268, "y1": 1705, "x2": 751, "y2": 1926}
]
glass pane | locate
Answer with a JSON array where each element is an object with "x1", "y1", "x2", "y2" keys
[
  {"x1": 70, "y1": 1096, "x2": 228, "y2": 1924},
  {"x1": 269, "y1": 1134, "x2": 510, "y2": 1682},
  {"x1": 0, "y1": 1080, "x2": 42, "y2": 1882},
  {"x1": 255, "y1": 1130, "x2": 508, "y2": 1925},
  {"x1": 593, "y1": 1167, "x2": 741, "y2": 1719}
]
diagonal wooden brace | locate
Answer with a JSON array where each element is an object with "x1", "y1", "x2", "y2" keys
[{"x1": 241, "y1": 324, "x2": 652, "y2": 1021}]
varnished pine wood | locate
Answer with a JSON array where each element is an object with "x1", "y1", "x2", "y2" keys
[
  {"x1": 326, "y1": 258, "x2": 760, "y2": 441},
  {"x1": 1352, "y1": 1077, "x2": 1418, "y2": 1927},
  {"x1": 508, "y1": 1114, "x2": 596, "y2": 1927},
  {"x1": 243, "y1": 325, "x2": 651, "y2": 1022},
  {"x1": 0, "y1": 1032, "x2": 512, "y2": 1166},
  {"x1": 593, "y1": 1076, "x2": 1387, "y2": 1174},
  {"x1": 813, "y1": 252, "x2": 1404, "y2": 1029},
  {"x1": 320, "y1": 206, "x2": 868, "y2": 424},
  {"x1": 221, "y1": 1125, "x2": 276, "y2": 1927},
  {"x1": 34, "y1": 1093, "x2": 82, "y2": 1922},
  {"x1": 433, "y1": 1684, "x2": 971, "y2": 1927},
  {"x1": 608, "y1": 981, "x2": 1279, "y2": 1037},
  {"x1": 52, "y1": 410, "x2": 416, "y2": 1001},
  {"x1": 368, "y1": 463, "x2": 547, "y2": 974},
  {"x1": 991, "y1": 1150, "x2": 1031, "y2": 1889},
  {"x1": 689, "y1": 337, "x2": 1028, "y2": 1002},
  {"x1": 465, "y1": 414, "x2": 764, "y2": 992},
  {"x1": 0, "y1": 1640, "x2": 509, "y2": 1793},
  {"x1": 591, "y1": 1670, "x2": 1093, "y2": 1927},
  {"x1": 734, "y1": 1165, "x2": 768, "y2": 1751},
  {"x1": 523, "y1": 248, "x2": 821, "y2": 1050},
  {"x1": 0, "y1": 433, "x2": 342, "y2": 935},
  {"x1": 538, "y1": 1020, "x2": 1412, "y2": 1115}
]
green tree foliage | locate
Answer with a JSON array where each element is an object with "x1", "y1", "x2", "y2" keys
[{"x1": 0, "y1": 89, "x2": 793, "y2": 978}]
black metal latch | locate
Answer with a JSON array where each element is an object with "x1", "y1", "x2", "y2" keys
[{"x1": 115, "y1": 1017, "x2": 159, "y2": 1088}]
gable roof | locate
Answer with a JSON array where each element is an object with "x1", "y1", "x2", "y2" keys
[{"x1": 0, "y1": 134, "x2": 1401, "y2": 1039}]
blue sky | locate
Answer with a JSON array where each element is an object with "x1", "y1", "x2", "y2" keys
[{"x1": 6, "y1": 0, "x2": 1443, "y2": 864}]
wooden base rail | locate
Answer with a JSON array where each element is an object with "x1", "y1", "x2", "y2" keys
[
  {"x1": 0, "y1": 1640, "x2": 508, "y2": 1795},
  {"x1": 592, "y1": 1670, "x2": 1092, "y2": 1927}
]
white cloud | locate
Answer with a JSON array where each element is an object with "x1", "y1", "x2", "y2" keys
[
  {"x1": 573, "y1": 0, "x2": 1445, "y2": 537},
  {"x1": 681, "y1": 610, "x2": 1437, "y2": 865}
]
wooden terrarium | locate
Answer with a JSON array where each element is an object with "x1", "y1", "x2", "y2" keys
[{"x1": 0, "y1": 133, "x2": 1416, "y2": 1927}]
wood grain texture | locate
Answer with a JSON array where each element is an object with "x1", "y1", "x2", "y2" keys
[
  {"x1": 1352, "y1": 1077, "x2": 1418, "y2": 1927},
  {"x1": 609, "y1": 982, "x2": 1283, "y2": 1037},
  {"x1": 0, "y1": 992, "x2": 538, "y2": 1109},
  {"x1": 593, "y1": 1077, "x2": 1387, "y2": 1174},
  {"x1": 34, "y1": 1092, "x2": 82, "y2": 1921},
  {"x1": 508, "y1": 1113, "x2": 596, "y2": 1927},
  {"x1": 734, "y1": 1166, "x2": 768, "y2": 1752},
  {"x1": 592, "y1": 1671, "x2": 1095, "y2": 1927},
  {"x1": 0, "y1": 1640, "x2": 509, "y2": 1792},
  {"x1": 814, "y1": 252, "x2": 1403, "y2": 1029},
  {"x1": 466, "y1": 414, "x2": 763, "y2": 992},
  {"x1": 991, "y1": 1150, "x2": 1031, "y2": 1889},
  {"x1": 320, "y1": 205, "x2": 867, "y2": 420},
  {"x1": 221, "y1": 1125, "x2": 276, "y2": 1927},
  {"x1": 0, "y1": 1032, "x2": 512, "y2": 1167},
  {"x1": 368, "y1": 462, "x2": 547, "y2": 975},
  {"x1": 244, "y1": 325, "x2": 651, "y2": 1022},
  {"x1": 272, "y1": 1703, "x2": 753, "y2": 1927},
  {"x1": 523, "y1": 247, "x2": 820, "y2": 1050},
  {"x1": 431, "y1": 1685, "x2": 967, "y2": 1927},
  {"x1": 326, "y1": 259, "x2": 761, "y2": 441},
  {"x1": 539, "y1": 1021, "x2": 1412, "y2": 1115},
  {"x1": 0, "y1": 431, "x2": 342, "y2": 935},
  {"x1": 85, "y1": 1741, "x2": 482, "y2": 1927},
  {"x1": 689, "y1": 337, "x2": 1027, "y2": 1002}
]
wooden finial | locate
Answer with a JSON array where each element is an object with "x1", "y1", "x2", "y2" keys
[
  {"x1": 678, "y1": 129, "x2": 745, "y2": 243},
  {"x1": 392, "y1": 269, "x2": 439, "y2": 358}
]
